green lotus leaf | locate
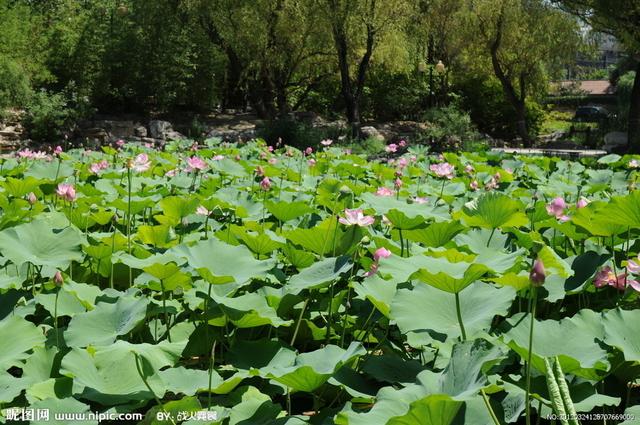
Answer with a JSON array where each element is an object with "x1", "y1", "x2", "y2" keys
[
  {"x1": 391, "y1": 282, "x2": 516, "y2": 344},
  {"x1": 0, "y1": 217, "x2": 85, "y2": 269},
  {"x1": 65, "y1": 296, "x2": 149, "y2": 347},
  {"x1": 0, "y1": 315, "x2": 46, "y2": 370},
  {"x1": 286, "y1": 256, "x2": 352, "y2": 295},
  {"x1": 503, "y1": 309, "x2": 609, "y2": 380},
  {"x1": 459, "y1": 193, "x2": 528, "y2": 230},
  {"x1": 170, "y1": 238, "x2": 274, "y2": 284},
  {"x1": 266, "y1": 200, "x2": 314, "y2": 222}
]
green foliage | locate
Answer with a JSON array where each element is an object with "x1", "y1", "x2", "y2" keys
[
  {"x1": 458, "y1": 77, "x2": 544, "y2": 140},
  {"x1": 1, "y1": 140, "x2": 640, "y2": 422},
  {"x1": 416, "y1": 104, "x2": 484, "y2": 152},
  {"x1": 256, "y1": 119, "x2": 347, "y2": 150}
]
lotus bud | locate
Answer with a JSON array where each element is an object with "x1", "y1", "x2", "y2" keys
[
  {"x1": 54, "y1": 271, "x2": 64, "y2": 287},
  {"x1": 360, "y1": 236, "x2": 371, "y2": 245},
  {"x1": 27, "y1": 192, "x2": 37, "y2": 205},
  {"x1": 530, "y1": 259, "x2": 546, "y2": 286}
]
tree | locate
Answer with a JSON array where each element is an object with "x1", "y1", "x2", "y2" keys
[
  {"x1": 318, "y1": 0, "x2": 410, "y2": 137},
  {"x1": 557, "y1": 0, "x2": 640, "y2": 152},
  {"x1": 460, "y1": 0, "x2": 580, "y2": 146}
]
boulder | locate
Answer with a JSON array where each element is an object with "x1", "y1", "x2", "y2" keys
[
  {"x1": 360, "y1": 126, "x2": 384, "y2": 141},
  {"x1": 134, "y1": 126, "x2": 148, "y2": 138},
  {"x1": 149, "y1": 120, "x2": 172, "y2": 139}
]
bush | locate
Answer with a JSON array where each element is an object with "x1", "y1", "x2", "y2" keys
[
  {"x1": 0, "y1": 56, "x2": 32, "y2": 110},
  {"x1": 256, "y1": 119, "x2": 347, "y2": 150},
  {"x1": 414, "y1": 104, "x2": 486, "y2": 152},
  {"x1": 23, "y1": 86, "x2": 93, "y2": 143},
  {"x1": 362, "y1": 69, "x2": 431, "y2": 121},
  {"x1": 458, "y1": 76, "x2": 544, "y2": 140}
]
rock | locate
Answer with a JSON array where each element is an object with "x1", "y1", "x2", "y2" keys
[
  {"x1": 80, "y1": 128, "x2": 109, "y2": 142},
  {"x1": 134, "y1": 126, "x2": 148, "y2": 138},
  {"x1": 165, "y1": 130, "x2": 185, "y2": 141},
  {"x1": 149, "y1": 120, "x2": 172, "y2": 139},
  {"x1": 360, "y1": 126, "x2": 384, "y2": 141}
]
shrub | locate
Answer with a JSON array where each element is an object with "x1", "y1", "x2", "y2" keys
[
  {"x1": 414, "y1": 104, "x2": 486, "y2": 152},
  {"x1": 0, "y1": 56, "x2": 32, "y2": 110},
  {"x1": 23, "y1": 86, "x2": 93, "y2": 143},
  {"x1": 256, "y1": 119, "x2": 347, "y2": 150}
]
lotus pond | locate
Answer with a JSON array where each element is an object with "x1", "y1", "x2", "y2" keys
[{"x1": 1, "y1": 140, "x2": 640, "y2": 424}]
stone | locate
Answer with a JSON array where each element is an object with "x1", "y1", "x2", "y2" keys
[
  {"x1": 149, "y1": 120, "x2": 172, "y2": 139},
  {"x1": 134, "y1": 126, "x2": 148, "y2": 138},
  {"x1": 360, "y1": 126, "x2": 384, "y2": 141}
]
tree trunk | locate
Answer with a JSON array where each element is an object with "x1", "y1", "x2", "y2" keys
[
  {"x1": 489, "y1": 9, "x2": 532, "y2": 147},
  {"x1": 222, "y1": 49, "x2": 246, "y2": 110},
  {"x1": 628, "y1": 61, "x2": 640, "y2": 153}
]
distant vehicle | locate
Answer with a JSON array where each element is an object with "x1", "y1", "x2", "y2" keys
[{"x1": 573, "y1": 106, "x2": 612, "y2": 122}]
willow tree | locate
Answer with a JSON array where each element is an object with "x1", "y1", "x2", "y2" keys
[
  {"x1": 558, "y1": 0, "x2": 640, "y2": 152},
  {"x1": 460, "y1": 0, "x2": 580, "y2": 146},
  {"x1": 318, "y1": 0, "x2": 411, "y2": 137}
]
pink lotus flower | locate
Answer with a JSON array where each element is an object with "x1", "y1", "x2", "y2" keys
[
  {"x1": 594, "y1": 266, "x2": 640, "y2": 292},
  {"x1": 196, "y1": 206, "x2": 210, "y2": 216},
  {"x1": 410, "y1": 155, "x2": 417, "y2": 162},
  {"x1": 17, "y1": 148, "x2": 33, "y2": 159},
  {"x1": 268, "y1": 146, "x2": 274, "y2": 152},
  {"x1": 321, "y1": 139, "x2": 333, "y2": 147},
  {"x1": 343, "y1": 148, "x2": 352, "y2": 155},
  {"x1": 339, "y1": 209, "x2": 375, "y2": 227},
  {"x1": 212, "y1": 155, "x2": 225, "y2": 161},
  {"x1": 186, "y1": 156, "x2": 207, "y2": 172},
  {"x1": 464, "y1": 164, "x2": 475, "y2": 175},
  {"x1": 627, "y1": 258, "x2": 640, "y2": 274},
  {"x1": 546, "y1": 197, "x2": 567, "y2": 219},
  {"x1": 268, "y1": 158, "x2": 277, "y2": 165},
  {"x1": 470, "y1": 180, "x2": 479, "y2": 190},
  {"x1": 547, "y1": 196, "x2": 570, "y2": 222},
  {"x1": 484, "y1": 178, "x2": 499, "y2": 191},
  {"x1": 373, "y1": 247, "x2": 392, "y2": 262},
  {"x1": 394, "y1": 178, "x2": 403, "y2": 189},
  {"x1": 56, "y1": 183, "x2": 76, "y2": 202},
  {"x1": 430, "y1": 162, "x2": 455, "y2": 179},
  {"x1": 305, "y1": 147, "x2": 313, "y2": 155},
  {"x1": 397, "y1": 158, "x2": 408, "y2": 168},
  {"x1": 385, "y1": 144, "x2": 398, "y2": 153},
  {"x1": 32, "y1": 151, "x2": 49, "y2": 160},
  {"x1": 375, "y1": 187, "x2": 394, "y2": 197},
  {"x1": 27, "y1": 192, "x2": 37, "y2": 205},
  {"x1": 412, "y1": 196, "x2": 429, "y2": 204},
  {"x1": 530, "y1": 259, "x2": 546, "y2": 286},
  {"x1": 629, "y1": 159, "x2": 640, "y2": 169},
  {"x1": 54, "y1": 146, "x2": 63, "y2": 156},
  {"x1": 398, "y1": 140, "x2": 407, "y2": 148},
  {"x1": 308, "y1": 159, "x2": 316, "y2": 167},
  {"x1": 130, "y1": 153, "x2": 151, "y2": 172},
  {"x1": 90, "y1": 160, "x2": 109, "y2": 174},
  {"x1": 260, "y1": 177, "x2": 271, "y2": 191},
  {"x1": 116, "y1": 139, "x2": 125, "y2": 148},
  {"x1": 165, "y1": 168, "x2": 178, "y2": 177},
  {"x1": 576, "y1": 197, "x2": 589, "y2": 209},
  {"x1": 364, "y1": 262, "x2": 379, "y2": 278}
]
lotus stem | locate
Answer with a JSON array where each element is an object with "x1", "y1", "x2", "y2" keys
[
  {"x1": 526, "y1": 286, "x2": 538, "y2": 425},
  {"x1": 54, "y1": 289, "x2": 60, "y2": 348},
  {"x1": 207, "y1": 340, "x2": 217, "y2": 410},
  {"x1": 134, "y1": 352, "x2": 176, "y2": 425},
  {"x1": 454, "y1": 292, "x2": 467, "y2": 341},
  {"x1": 291, "y1": 298, "x2": 310, "y2": 347}
]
